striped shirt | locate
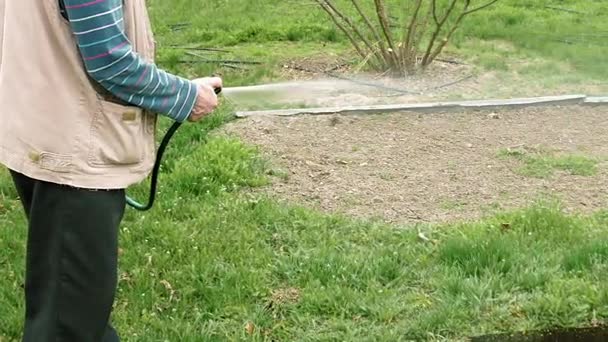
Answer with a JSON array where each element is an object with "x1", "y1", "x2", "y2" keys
[{"x1": 63, "y1": 0, "x2": 197, "y2": 122}]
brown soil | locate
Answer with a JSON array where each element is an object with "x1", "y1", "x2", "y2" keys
[{"x1": 221, "y1": 104, "x2": 608, "y2": 225}]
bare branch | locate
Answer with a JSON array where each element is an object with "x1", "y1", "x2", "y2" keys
[
  {"x1": 315, "y1": 0, "x2": 371, "y2": 66},
  {"x1": 425, "y1": 0, "x2": 500, "y2": 66},
  {"x1": 440, "y1": 0, "x2": 460, "y2": 25},
  {"x1": 464, "y1": 0, "x2": 500, "y2": 15},
  {"x1": 323, "y1": 0, "x2": 384, "y2": 66},
  {"x1": 432, "y1": 0, "x2": 439, "y2": 25},
  {"x1": 422, "y1": 0, "x2": 458, "y2": 66},
  {"x1": 414, "y1": 3, "x2": 433, "y2": 47},
  {"x1": 314, "y1": 0, "x2": 501, "y2": 74},
  {"x1": 402, "y1": 0, "x2": 423, "y2": 72},
  {"x1": 351, "y1": 0, "x2": 391, "y2": 63},
  {"x1": 373, "y1": 0, "x2": 399, "y2": 68},
  {"x1": 404, "y1": 0, "x2": 424, "y2": 49},
  {"x1": 426, "y1": 14, "x2": 466, "y2": 65},
  {"x1": 351, "y1": 0, "x2": 383, "y2": 46}
]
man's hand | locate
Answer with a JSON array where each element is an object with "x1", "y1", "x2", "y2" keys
[{"x1": 188, "y1": 77, "x2": 223, "y2": 122}]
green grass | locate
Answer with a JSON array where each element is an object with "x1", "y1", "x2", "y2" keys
[
  {"x1": 440, "y1": 200, "x2": 468, "y2": 211},
  {"x1": 4, "y1": 163, "x2": 608, "y2": 340},
  {"x1": 2, "y1": 0, "x2": 608, "y2": 340},
  {"x1": 147, "y1": 0, "x2": 608, "y2": 96},
  {"x1": 563, "y1": 240, "x2": 608, "y2": 273},
  {"x1": 499, "y1": 147, "x2": 599, "y2": 178}
]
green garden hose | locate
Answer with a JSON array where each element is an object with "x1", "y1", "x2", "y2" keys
[
  {"x1": 125, "y1": 120, "x2": 182, "y2": 211},
  {"x1": 126, "y1": 87, "x2": 222, "y2": 211}
]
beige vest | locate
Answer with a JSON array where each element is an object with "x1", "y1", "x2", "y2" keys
[{"x1": 0, "y1": 0, "x2": 159, "y2": 189}]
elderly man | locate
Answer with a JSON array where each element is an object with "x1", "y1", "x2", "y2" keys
[{"x1": 0, "y1": 0, "x2": 222, "y2": 340}]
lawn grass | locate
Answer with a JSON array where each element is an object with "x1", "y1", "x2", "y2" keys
[
  {"x1": 3, "y1": 156, "x2": 608, "y2": 340},
  {"x1": 2, "y1": 0, "x2": 608, "y2": 340},
  {"x1": 498, "y1": 147, "x2": 599, "y2": 178}
]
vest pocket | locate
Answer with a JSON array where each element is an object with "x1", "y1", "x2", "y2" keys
[{"x1": 88, "y1": 99, "x2": 146, "y2": 167}]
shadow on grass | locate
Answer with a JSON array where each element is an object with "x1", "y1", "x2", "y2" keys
[{"x1": 471, "y1": 326, "x2": 608, "y2": 342}]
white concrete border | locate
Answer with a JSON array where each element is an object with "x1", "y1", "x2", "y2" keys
[
  {"x1": 584, "y1": 96, "x2": 608, "y2": 104},
  {"x1": 234, "y1": 94, "x2": 607, "y2": 118}
]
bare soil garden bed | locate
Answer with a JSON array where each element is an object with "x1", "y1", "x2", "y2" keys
[{"x1": 222, "y1": 104, "x2": 608, "y2": 225}]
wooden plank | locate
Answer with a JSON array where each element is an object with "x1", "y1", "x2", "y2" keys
[{"x1": 235, "y1": 95, "x2": 588, "y2": 118}]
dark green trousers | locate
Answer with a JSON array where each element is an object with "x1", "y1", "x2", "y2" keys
[{"x1": 10, "y1": 170, "x2": 125, "y2": 342}]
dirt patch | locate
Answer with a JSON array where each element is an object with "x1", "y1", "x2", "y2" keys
[
  {"x1": 267, "y1": 287, "x2": 301, "y2": 308},
  {"x1": 280, "y1": 54, "x2": 353, "y2": 80},
  {"x1": 221, "y1": 104, "x2": 608, "y2": 225}
]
